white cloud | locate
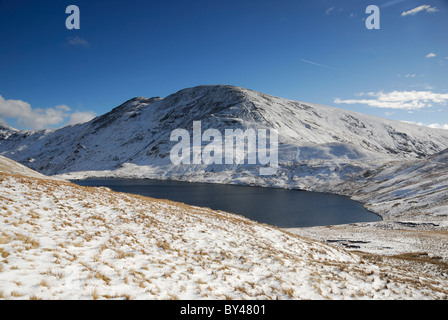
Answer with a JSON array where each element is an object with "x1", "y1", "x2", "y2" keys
[
  {"x1": 401, "y1": 120, "x2": 424, "y2": 126},
  {"x1": 66, "y1": 36, "x2": 89, "y2": 47},
  {"x1": 300, "y1": 59, "x2": 339, "y2": 71},
  {"x1": 426, "y1": 53, "x2": 437, "y2": 59},
  {"x1": 382, "y1": 0, "x2": 407, "y2": 8},
  {"x1": 66, "y1": 111, "x2": 96, "y2": 126},
  {"x1": 26, "y1": 105, "x2": 71, "y2": 130},
  {"x1": 409, "y1": 83, "x2": 434, "y2": 90},
  {"x1": 398, "y1": 73, "x2": 417, "y2": 78},
  {"x1": 401, "y1": 5, "x2": 439, "y2": 16},
  {"x1": 428, "y1": 123, "x2": 448, "y2": 130},
  {"x1": 334, "y1": 90, "x2": 448, "y2": 110},
  {"x1": 325, "y1": 7, "x2": 335, "y2": 15},
  {"x1": 0, "y1": 96, "x2": 33, "y2": 119},
  {"x1": 401, "y1": 121, "x2": 448, "y2": 130},
  {"x1": 0, "y1": 95, "x2": 95, "y2": 130}
]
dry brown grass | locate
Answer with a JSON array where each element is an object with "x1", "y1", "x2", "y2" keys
[
  {"x1": 390, "y1": 252, "x2": 448, "y2": 270},
  {"x1": 94, "y1": 272, "x2": 111, "y2": 285},
  {"x1": 13, "y1": 233, "x2": 40, "y2": 249},
  {"x1": 0, "y1": 234, "x2": 11, "y2": 245},
  {"x1": 357, "y1": 250, "x2": 448, "y2": 272},
  {"x1": 39, "y1": 280, "x2": 50, "y2": 288},
  {"x1": 91, "y1": 289, "x2": 100, "y2": 300},
  {"x1": 0, "y1": 248, "x2": 10, "y2": 259},
  {"x1": 115, "y1": 250, "x2": 135, "y2": 259},
  {"x1": 10, "y1": 291, "x2": 24, "y2": 298}
]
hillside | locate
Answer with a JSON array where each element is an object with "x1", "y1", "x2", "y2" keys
[
  {"x1": 0, "y1": 155, "x2": 49, "y2": 180},
  {"x1": 1, "y1": 160, "x2": 447, "y2": 299},
  {"x1": 352, "y1": 149, "x2": 448, "y2": 220}
]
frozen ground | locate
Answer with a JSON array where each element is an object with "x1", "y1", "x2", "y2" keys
[
  {"x1": 288, "y1": 221, "x2": 448, "y2": 276},
  {"x1": 1, "y1": 156, "x2": 448, "y2": 300}
]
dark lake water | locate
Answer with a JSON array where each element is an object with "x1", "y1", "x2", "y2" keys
[{"x1": 73, "y1": 179, "x2": 381, "y2": 228}]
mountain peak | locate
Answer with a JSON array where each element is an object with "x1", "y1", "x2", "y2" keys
[
  {"x1": 0, "y1": 122, "x2": 19, "y2": 140},
  {"x1": 0, "y1": 122, "x2": 18, "y2": 131},
  {"x1": 167, "y1": 85, "x2": 251, "y2": 102},
  {"x1": 114, "y1": 96, "x2": 162, "y2": 111}
]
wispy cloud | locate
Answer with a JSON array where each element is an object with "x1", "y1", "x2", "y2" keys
[
  {"x1": 426, "y1": 53, "x2": 437, "y2": 59},
  {"x1": 66, "y1": 36, "x2": 89, "y2": 47},
  {"x1": 381, "y1": 0, "x2": 407, "y2": 8},
  {"x1": 409, "y1": 83, "x2": 434, "y2": 90},
  {"x1": 398, "y1": 73, "x2": 417, "y2": 78},
  {"x1": 401, "y1": 121, "x2": 448, "y2": 130},
  {"x1": 401, "y1": 5, "x2": 439, "y2": 17},
  {"x1": 325, "y1": 7, "x2": 335, "y2": 15},
  {"x1": 334, "y1": 91, "x2": 448, "y2": 110},
  {"x1": 428, "y1": 123, "x2": 448, "y2": 130},
  {"x1": 300, "y1": 59, "x2": 339, "y2": 71},
  {"x1": 0, "y1": 95, "x2": 95, "y2": 130}
]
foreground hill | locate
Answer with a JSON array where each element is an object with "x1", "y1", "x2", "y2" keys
[
  {"x1": 1, "y1": 160, "x2": 447, "y2": 299},
  {"x1": 0, "y1": 155, "x2": 49, "y2": 180}
]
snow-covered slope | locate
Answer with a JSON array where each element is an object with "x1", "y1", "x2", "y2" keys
[
  {"x1": 0, "y1": 123, "x2": 18, "y2": 140},
  {"x1": 350, "y1": 149, "x2": 448, "y2": 220},
  {"x1": 1, "y1": 85, "x2": 448, "y2": 178},
  {"x1": 0, "y1": 155, "x2": 49, "y2": 180},
  {"x1": 1, "y1": 162, "x2": 447, "y2": 299}
]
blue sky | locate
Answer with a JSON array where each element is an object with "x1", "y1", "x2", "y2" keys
[{"x1": 0, "y1": 0, "x2": 447, "y2": 130}]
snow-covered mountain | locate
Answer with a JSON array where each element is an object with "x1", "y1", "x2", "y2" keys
[
  {"x1": 1, "y1": 85, "x2": 448, "y2": 179},
  {"x1": 0, "y1": 123, "x2": 18, "y2": 140}
]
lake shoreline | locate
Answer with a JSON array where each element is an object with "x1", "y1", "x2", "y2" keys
[{"x1": 72, "y1": 177, "x2": 381, "y2": 229}]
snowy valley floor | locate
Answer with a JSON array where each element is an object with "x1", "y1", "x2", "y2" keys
[
  {"x1": 1, "y1": 171, "x2": 448, "y2": 300},
  {"x1": 287, "y1": 221, "x2": 448, "y2": 280}
]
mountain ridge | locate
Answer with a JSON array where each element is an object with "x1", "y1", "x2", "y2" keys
[{"x1": 1, "y1": 84, "x2": 448, "y2": 176}]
